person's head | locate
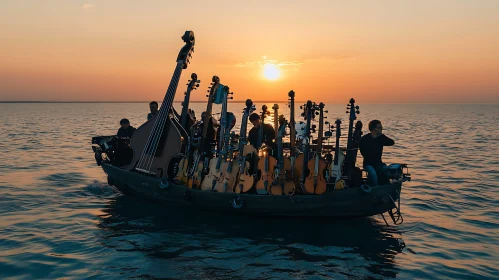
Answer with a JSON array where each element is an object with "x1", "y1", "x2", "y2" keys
[
  {"x1": 368, "y1": 120, "x2": 383, "y2": 137},
  {"x1": 149, "y1": 101, "x2": 158, "y2": 113},
  {"x1": 249, "y1": 113, "x2": 260, "y2": 128},
  {"x1": 120, "y1": 118, "x2": 130, "y2": 129},
  {"x1": 226, "y1": 112, "x2": 236, "y2": 130}
]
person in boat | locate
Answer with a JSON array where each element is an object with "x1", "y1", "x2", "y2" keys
[
  {"x1": 147, "y1": 101, "x2": 159, "y2": 121},
  {"x1": 359, "y1": 120, "x2": 394, "y2": 186},
  {"x1": 190, "y1": 111, "x2": 218, "y2": 155},
  {"x1": 114, "y1": 118, "x2": 136, "y2": 166},
  {"x1": 248, "y1": 113, "x2": 276, "y2": 152},
  {"x1": 117, "y1": 118, "x2": 136, "y2": 142},
  {"x1": 215, "y1": 112, "x2": 237, "y2": 151}
]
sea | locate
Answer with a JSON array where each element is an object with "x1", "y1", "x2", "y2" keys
[{"x1": 0, "y1": 102, "x2": 498, "y2": 280}]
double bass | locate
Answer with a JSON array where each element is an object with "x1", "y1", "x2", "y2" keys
[
  {"x1": 304, "y1": 102, "x2": 328, "y2": 194},
  {"x1": 127, "y1": 31, "x2": 195, "y2": 178},
  {"x1": 235, "y1": 99, "x2": 256, "y2": 193},
  {"x1": 270, "y1": 115, "x2": 295, "y2": 195}
]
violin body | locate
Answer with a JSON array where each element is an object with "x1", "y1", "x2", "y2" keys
[
  {"x1": 187, "y1": 150, "x2": 204, "y2": 188},
  {"x1": 200, "y1": 157, "x2": 224, "y2": 191},
  {"x1": 255, "y1": 154, "x2": 277, "y2": 194},
  {"x1": 235, "y1": 161, "x2": 254, "y2": 193},
  {"x1": 269, "y1": 157, "x2": 295, "y2": 195},
  {"x1": 174, "y1": 157, "x2": 189, "y2": 184},
  {"x1": 214, "y1": 160, "x2": 238, "y2": 192},
  {"x1": 127, "y1": 114, "x2": 186, "y2": 178},
  {"x1": 304, "y1": 156, "x2": 328, "y2": 194}
]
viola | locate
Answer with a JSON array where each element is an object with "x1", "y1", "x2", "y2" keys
[
  {"x1": 127, "y1": 31, "x2": 195, "y2": 178},
  {"x1": 287, "y1": 90, "x2": 300, "y2": 183},
  {"x1": 343, "y1": 98, "x2": 360, "y2": 185},
  {"x1": 330, "y1": 119, "x2": 346, "y2": 188},
  {"x1": 294, "y1": 101, "x2": 314, "y2": 192}
]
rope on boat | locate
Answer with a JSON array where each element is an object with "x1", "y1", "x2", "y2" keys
[{"x1": 230, "y1": 195, "x2": 243, "y2": 209}]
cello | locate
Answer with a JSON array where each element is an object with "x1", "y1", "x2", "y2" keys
[
  {"x1": 330, "y1": 119, "x2": 346, "y2": 188},
  {"x1": 127, "y1": 31, "x2": 195, "y2": 178},
  {"x1": 234, "y1": 99, "x2": 257, "y2": 193},
  {"x1": 255, "y1": 105, "x2": 277, "y2": 194},
  {"x1": 188, "y1": 76, "x2": 220, "y2": 188},
  {"x1": 287, "y1": 90, "x2": 299, "y2": 183},
  {"x1": 343, "y1": 98, "x2": 360, "y2": 185},
  {"x1": 304, "y1": 102, "x2": 328, "y2": 194},
  {"x1": 295, "y1": 101, "x2": 314, "y2": 192},
  {"x1": 200, "y1": 85, "x2": 230, "y2": 191},
  {"x1": 270, "y1": 115, "x2": 295, "y2": 195},
  {"x1": 174, "y1": 74, "x2": 201, "y2": 184}
]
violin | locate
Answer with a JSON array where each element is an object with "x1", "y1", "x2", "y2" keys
[
  {"x1": 127, "y1": 31, "x2": 195, "y2": 179},
  {"x1": 255, "y1": 105, "x2": 277, "y2": 194},
  {"x1": 304, "y1": 102, "x2": 328, "y2": 194},
  {"x1": 294, "y1": 101, "x2": 314, "y2": 192}
]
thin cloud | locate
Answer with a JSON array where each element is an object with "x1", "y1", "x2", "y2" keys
[
  {"x1": 82, "y1": 4, "x2": 94, "y2": 8},
  {"x1": 218, "y1": 55, "x2": 352, "y2": 69}
]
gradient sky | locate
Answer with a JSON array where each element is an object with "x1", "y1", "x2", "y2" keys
[{"x1": 1, "y1": 0, "x2": 498, "y2": 103}]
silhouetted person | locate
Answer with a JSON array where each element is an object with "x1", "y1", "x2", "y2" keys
[
  {"x1": 359, "y1": 120, "x2": 394, "y2": 186},
  {"x1": 115, "y1": 118, "x2": 136, "y2": 166},
  {"x1": 248, "y1": 113, "x2": 275, "y2": 151},
  {"x1": 148, "y1": 101, "x2": 158, "y2": 121},
  {"x1": 117, "y1": 118, "x2": 136, "y2": 141}
]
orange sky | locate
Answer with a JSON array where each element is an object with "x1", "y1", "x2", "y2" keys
[{"x1": 1, "y1": 0, "x2": 498, "y2": 103}]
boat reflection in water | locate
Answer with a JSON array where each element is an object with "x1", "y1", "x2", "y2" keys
[{"x1": 97, "y1": 193, "x2": 406, "y2": 279}]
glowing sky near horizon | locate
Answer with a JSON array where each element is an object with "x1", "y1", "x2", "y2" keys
[{"x1": 1, "y1": 0, "x2": 498, "y2": 103}]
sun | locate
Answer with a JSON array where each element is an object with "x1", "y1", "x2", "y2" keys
[{"x1": 263, "y1": 64, "x2": 281, "y2": 80}]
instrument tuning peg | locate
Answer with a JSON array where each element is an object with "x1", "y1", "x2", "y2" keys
[
  {"x1": 324, "y1": 116, "x2": 328, "y2": 119},
  {"x1": 207, "y1": 90, "x2": 210, "y2": 92},
  {"x1": 356, "y1": 110, "x2": 360, "y2": 114},
  {"x1": 188, "y1": 79, "x2": 191, "y2": 82},
  {"x1": 346, "y1": 111, "x2": 349, "y2": 113},
  {"x1": 325, "y1": 110, "x2": 328, "y2": 113},
  {"x1": 196, "y1": 84, "x2": 200, "y2": 87},
  {"x1": 206, "y1": 95, "x2": 209, "y2": 97},
  {"x1": 229, "y1": 97, "x2": 233, "y2": 100},
  {"x1": 315, "y1": 112, "x2": 319, "y2": 115},
  {"x1": 355, "y1": 106, "x2": 359, "y2": 109}
]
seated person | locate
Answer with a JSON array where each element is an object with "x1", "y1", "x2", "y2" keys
[
  {"x1": 248, "y1": 113, "x2": 276, "y2": 151},
  {"x1": 359, "y1": 120, "x2": 394, "y2": 187},
  {"x1": 114, "y1": 118, "x2": 136, "y2": 166},
  {"x1": 147, "y1": 101, "x2": 159, "y2": 121},
  {"x1": 190, "y1": 111, "x2": 217, "y2": 156},
  {"x1": 216, "y1": 112, "x2": 237, "y2": 150}
]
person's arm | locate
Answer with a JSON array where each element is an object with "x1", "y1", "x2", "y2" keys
[
  {"x1": 359, "y1": 136, "x2": 367, "y2": 157},
  {"x1": 380, "y1": 134, "x2": 395, "y2": 146}
]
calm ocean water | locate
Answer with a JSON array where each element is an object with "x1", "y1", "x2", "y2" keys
[{"x1": 0, "y1": 102, "x2": 498, "y2": 279}]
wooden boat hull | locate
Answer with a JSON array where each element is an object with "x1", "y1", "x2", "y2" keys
[{"x1": 102, "y1": 162, "x2": 402, "y2": 218}]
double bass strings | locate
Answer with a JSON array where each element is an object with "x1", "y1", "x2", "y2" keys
[{"x1": 137, "y1": 62, "x2": 183, "y2": 171}]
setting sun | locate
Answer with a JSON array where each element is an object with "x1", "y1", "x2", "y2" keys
[{"x1": 263, "y1": 64, "x2": 281, "y2": 80}]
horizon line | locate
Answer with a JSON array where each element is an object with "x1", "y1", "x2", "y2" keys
[{"x1": 0, "y1": 101, "x2": 498, "y2": 105}]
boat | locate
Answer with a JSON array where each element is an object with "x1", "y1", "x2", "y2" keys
[{"x1": 90, "y1": 30, "x2": 411, "y2": 225}]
